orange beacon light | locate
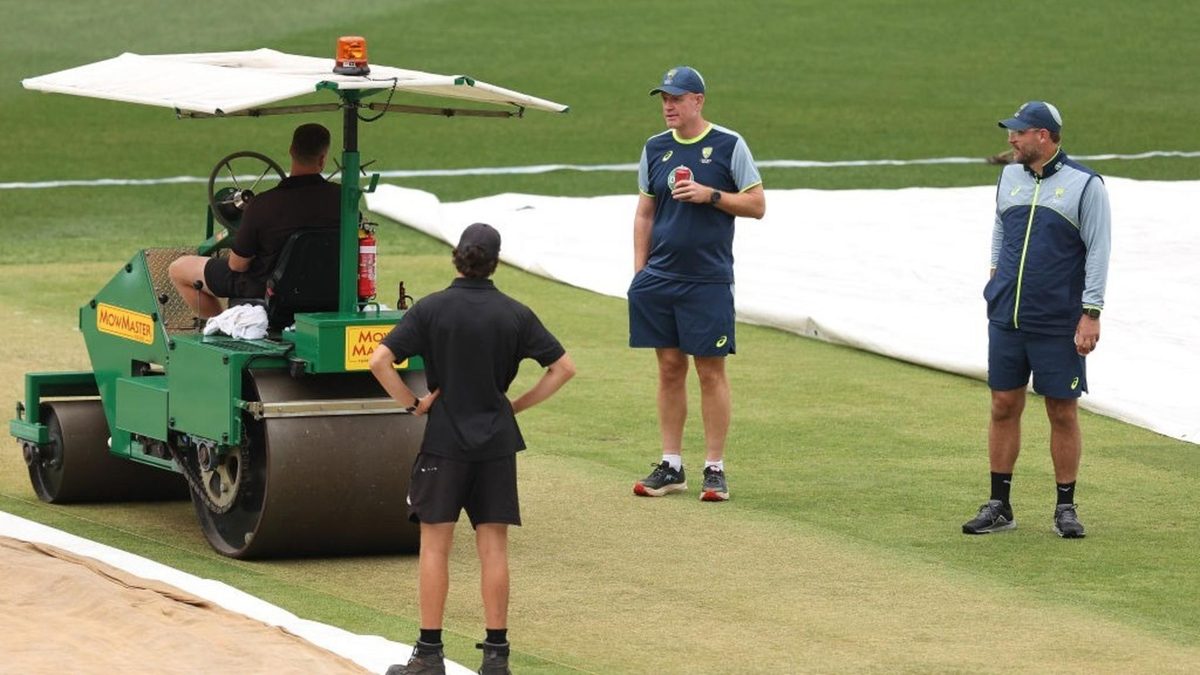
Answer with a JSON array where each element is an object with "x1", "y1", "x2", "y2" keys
[{"x1": 334, "y1": 36, "x2": 370, "y2": 76}]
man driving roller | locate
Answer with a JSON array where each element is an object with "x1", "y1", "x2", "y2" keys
[{"x1": 168, "y1": 123, "x2": 341, "y2": 318}]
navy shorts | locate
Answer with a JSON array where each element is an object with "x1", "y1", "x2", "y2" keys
[
  {"x1": 407, "y1": 453, "x2": 521, "y2": 528},
  {"x1": 627, "y1": 270, "x2": 735, "y2": 357},
  {"x1": 204, "y1": 257, "x2": 264, "y2": 299},
  {"x1": 988, "y1": 323, "x2": 1086, "y2": 399}
]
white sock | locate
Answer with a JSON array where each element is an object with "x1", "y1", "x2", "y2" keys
[
  {"x1": 705, "y1": 460, "x2": 724, "y2": 472},
  {"x1": 662, "y1": 454, "x2": 682, "y2": 471}
]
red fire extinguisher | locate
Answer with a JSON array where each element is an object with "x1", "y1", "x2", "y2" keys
[{"x1": 358, "y1": 221, "x2": 377, "y2": 301}]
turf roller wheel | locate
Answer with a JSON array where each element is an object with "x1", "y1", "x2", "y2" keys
[
  {"x1": 190, "y1": 368, "x2": 426, "y2": 559},
  {"x1": 28, "y1": 400, "x2": 188, "y2": 503}
]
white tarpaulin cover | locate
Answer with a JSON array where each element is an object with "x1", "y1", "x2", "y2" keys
[
  {"x1": 366, "y1": 179, "x2": 1199, "y2": 445},
  {"x1": 22, "y1": 49, "x2": 568, "y2": 115}
]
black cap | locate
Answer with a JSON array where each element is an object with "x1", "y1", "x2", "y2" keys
[{"x1": 457, "y1": 222, "x2": 501, "y2": 261}]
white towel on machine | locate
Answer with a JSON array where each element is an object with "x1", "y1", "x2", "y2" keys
[{"x1": 203, "y1": 304, "x2": 269, "y2": 340}]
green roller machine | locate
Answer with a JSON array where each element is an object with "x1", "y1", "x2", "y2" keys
[{"x1": 10, "y1": 38, "x2": 568, "y2": 558}]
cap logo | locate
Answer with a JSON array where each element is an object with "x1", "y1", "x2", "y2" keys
[{"x1": 650, "y1": 66, "x2": 704, "y2": 95}]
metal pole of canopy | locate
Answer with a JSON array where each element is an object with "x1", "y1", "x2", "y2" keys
[{"x1": 339, "y1": 90, "x2": 361, "y2": 313}]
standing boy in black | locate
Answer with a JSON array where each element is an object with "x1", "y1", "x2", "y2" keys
[{"x1": 370, "y1": 222, "x2": 575, "y2": 675}]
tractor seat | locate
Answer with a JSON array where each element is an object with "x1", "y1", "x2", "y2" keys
[{"x1": 229, "y1": 228, "x2": 341, "y2": 331}]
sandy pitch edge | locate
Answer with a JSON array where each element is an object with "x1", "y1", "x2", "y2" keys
[{"x1": 0, "y1": 510, "x2": 473, "y2": 675}]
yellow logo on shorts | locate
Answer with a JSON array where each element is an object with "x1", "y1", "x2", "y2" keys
[
  {"x1": 1070, "y1": 377, "x2": 1080, "y2": 390},
  {"x1": 715, "y1": 335, "x2": 728, "y2": 348}
]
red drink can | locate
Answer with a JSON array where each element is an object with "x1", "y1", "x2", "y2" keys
[{"x1": 673, "y1": 166, "x2": 692, "y2": 185}]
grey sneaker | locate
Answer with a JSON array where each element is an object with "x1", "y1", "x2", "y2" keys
[
  {"x1": 1053, "y1": 503, "x2": 1087, "y2": 538},
  {"x1": 386, "y1": 641, "x2": 446, "y2": 675},
  {"x1": 476, "y1": 641, "x2": 512, "y2": 675},
  {"x1": 962, "y1": 499, "x2": 1016, "y2": 534},
  {"x1": 700, "y1": 466, "x2": 729, "y2": 502},
  {"x1": 633, "y1": 461, "x2": 687, "y2": 497}
]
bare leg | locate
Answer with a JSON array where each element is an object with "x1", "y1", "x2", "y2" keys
[
  {"x1": 693, "y1": 356, "x2": 731, "y2": 463},
  {"x1": 988, "y1": 388, "x2": 1026, "y2": 473},
  {"x1": 418, "y1": 522, "x2": 456, "y2": 629},
  {"x1": 168, "y1": 256, "x2": 223, "y2": 318},
  {"x1": 655, "y1": 348, "x2": 689, "y2": 455},
  {"x1": 475, "y1": 524, "x2": 510, "y2": 630},
  {"x1": 1044, "y1": 397, "x2": 1082, "y2": 483}
]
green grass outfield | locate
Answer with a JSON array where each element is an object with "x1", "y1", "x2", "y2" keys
[{"x1": 2, "y1": 2, "x2": 1199, "y2": 673}]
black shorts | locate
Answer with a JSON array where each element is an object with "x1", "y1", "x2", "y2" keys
[
  {"x1": 407, "y1": 453, "x2": 521, "y2": 527},
  {"x1": 204, "y1": 257, "x2": 265, "y2": 299}
]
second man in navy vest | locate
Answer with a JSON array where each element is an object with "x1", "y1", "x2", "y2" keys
[{"x1": 963, "y1": 100, "x2": 1112, "y2": 539}]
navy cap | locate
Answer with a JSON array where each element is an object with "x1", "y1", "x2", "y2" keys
[
  {"x1": 649, "y1": 66, "x2": 706, "y2": 96},
  {"x1": 998, "y1": 100, "x2": 1063, "y2": 133},
  {"x1": 457, "y1": 222, "x2": 501, "y2": 261}
]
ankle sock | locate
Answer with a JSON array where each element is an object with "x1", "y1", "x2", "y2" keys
[
  {"x1": 1056, "y1": 481, "x2": 1076, "y2": 506},
  {"x1": 485, "y1": 628, "x2": 508, "y2": 645},
  {"x1": 418, "y1": 628, "x2": 443, "y2": 649},
  {"x1": 705, "y1": 460, "x2": 725, "y2": 472},
  {"x1": 990, "y1": 472, "x2": 1013, "y2": 505},
  {"x1": 662, "y1": 454, "x2": 682, "y2": 471}
]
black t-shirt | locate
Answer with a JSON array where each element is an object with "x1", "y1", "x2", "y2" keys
[
  {"x1": 380, "y1": 277, "x2": 566, "y2": 461},
  {"x1": 231, "y1": 173, "x2": 341, "y2": 289}
]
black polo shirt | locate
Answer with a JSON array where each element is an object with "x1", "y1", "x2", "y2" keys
[
  {"x1": 231, "y1": 173, "x2": 341, "y2": 287},
  {"x1": 380, "y1": 277, "x2": 566, "y2": 461}
]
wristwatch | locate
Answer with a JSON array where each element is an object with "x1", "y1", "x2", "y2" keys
[
  {"x1": 1082, "y1": 307, "x2": 1101, "y2": 319},
  {"x1": 710, "y1": 189, "x2": 722, "y2": 204}
]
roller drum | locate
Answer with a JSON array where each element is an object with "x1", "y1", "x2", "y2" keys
[
  {"x1": 29, "y1": 400, "x2": 187, "y2": 503},
  {"x1": 191, "y1": 369, "x2": 425, "y2": 558}
]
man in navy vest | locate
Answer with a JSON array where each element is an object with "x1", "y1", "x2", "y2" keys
[
  {"x1": 628, "y1": 66, "x2": 765, "y2": 502},
  {"x1": 963, "y1": 101, "x2": 1112, "y2": 539}
]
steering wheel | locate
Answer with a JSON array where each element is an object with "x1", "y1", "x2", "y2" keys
[{"x1": 207, "y1": 151, "x2": 286, "y2": 233}]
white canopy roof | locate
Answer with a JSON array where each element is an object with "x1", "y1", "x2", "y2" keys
[{"x1": 22, "y1": 49, "x2": 569, "y2": 115}]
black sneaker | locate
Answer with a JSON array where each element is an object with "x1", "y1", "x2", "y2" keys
[
  {"x1": 962, "y1": 499, "x2": 1016, "y2": 534},
  {"x1": 386, "y1": 641, "x2": 446, "y2": 675},
  {"x1": 633, "y1": 461, "x2": 687, "y2": 497},
  {"x1": 1053, "y1": 503, "x2": 1086, "y2": 538},
  {"x1": 476, "y1": 641, "x2": 512, "y2": 675},
  {"x1": 700, "y1": 466, "x2": 729, "y2": 502}
]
